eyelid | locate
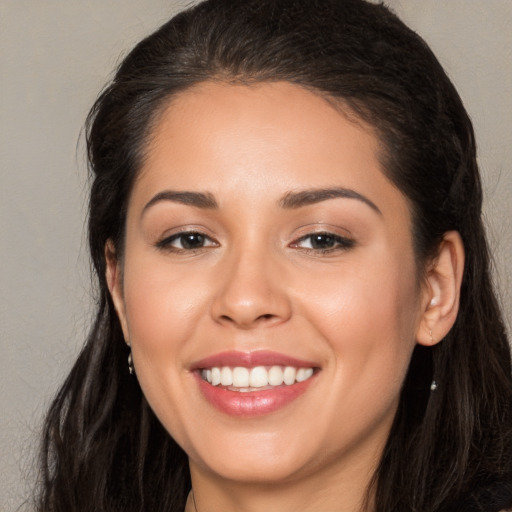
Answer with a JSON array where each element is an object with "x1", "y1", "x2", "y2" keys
[
  {"x1": 291, "y1": 233, "x2": 354, "y2": 248},
  {"x1": 288, "y1": 226, "x2": 356, "y2": 254},
  {"x1": 155, "y1": 227, "x2": 219, "y2": 252},
  {"x1": 291, "y1": 222, "x2": 352, "y2": 237}
]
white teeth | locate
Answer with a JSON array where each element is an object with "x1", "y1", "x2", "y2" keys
[
  {"x1": 249, "y1": 366, "x2": 269, "y2": 388},
  {"x1": 268, "y1": 365, "x2": 284, "y2": 386},
  {"x1": 201, "y1": 365, "x2": 314, "y2": 389},
  {"x1": 296, "y1": 368, "x2": 314, "y2": 382},
  {"x1": 283, "y1": 366, "x2": 296, "y2": 385},
  {"x1": 220, "y1": 367, "x2": 233, "y2": 386},
  {"x1": 232, "y1": 367, "x2": 250, "y2": 387},
  {"x1": 211, "y1": 367, "x2": 221, "y2": 386}
]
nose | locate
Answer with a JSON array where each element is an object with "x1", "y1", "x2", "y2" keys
[{"x1": 210, "y1": 248, "x2": 292, "y2": 329}]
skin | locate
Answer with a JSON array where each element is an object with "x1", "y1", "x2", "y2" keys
[{"x1": 107, "y1": 81, "x2": 464, "y2": 512}]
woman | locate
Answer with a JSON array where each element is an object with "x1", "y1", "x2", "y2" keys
[{"x1": 36, "y1": 0, "x2": 512, "y2": 511}]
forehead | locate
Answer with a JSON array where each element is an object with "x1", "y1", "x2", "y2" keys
[
  {"x1": 143, "y1": 83, "x2": 378, "y2": 178},
  {"x1": 131, "y1": 81, "x2": 409, "y2": 222},
  {"x1": 148, "y1": 81, "x2": 379, "y2": 155}
]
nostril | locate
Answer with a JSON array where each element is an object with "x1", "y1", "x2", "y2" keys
[
  {"x1": 254, "y1": 313, "x2": 280, "y2": 324},
  {"x1": 219, "y1": 313, "x2": 274, "y2": 323},
  {"x1": 212, "y1": 288, "x2": 292, "y2": 327}
]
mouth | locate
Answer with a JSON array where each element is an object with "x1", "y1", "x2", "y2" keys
[
  {"x1": 200, "y1": 365, "x2": 315, "y2": 392},
  {"x1": 192, "y1": 351, "x2": 319, "y2": 416}
]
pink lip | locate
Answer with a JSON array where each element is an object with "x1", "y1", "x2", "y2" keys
[
  {"x1": 191, "y1": 350, "x2": 317, "y2": 370},
  {"x1": 195, "y1": 374, "x2": 316, "y2": 416},
  {"x1": 191, "y1": 351, "x2": 319, "y2": 417}
]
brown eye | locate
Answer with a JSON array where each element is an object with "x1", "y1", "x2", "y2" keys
[
  {"x1": 157, "y1": 231, "x2": 217, "y2": 251},
  {"x1": 292, "y1": 232, "x2": 355, "y2": 252},
  {"x1": 309, "y1": 234, "x2": 337, "y2": 249},
  {"x1": 176, "y1": 233, "x2": 207, "y2": 249}
]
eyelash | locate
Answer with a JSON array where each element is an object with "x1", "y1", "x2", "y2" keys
[
  {"x1": 156, "y1": 231, "x2": 218, "y2": 253},
  {"x1": 290, "y1": 232, "x2": 355, "y2": 254},
  {"x1": 156, "y1": 231, "x2": 355, "y2": 255}
]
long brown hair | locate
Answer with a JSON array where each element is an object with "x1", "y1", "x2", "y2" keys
[{"x1": 37, "y1": 1, "x2": 512, "y2": 510}]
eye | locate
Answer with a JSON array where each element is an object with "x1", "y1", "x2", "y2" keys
[
  {"x1": 157, "y1": 231, "x2": 218, "y2": 251},
  {"x1": 291, "y1": 232, "x2": 355, "y2": 253}
]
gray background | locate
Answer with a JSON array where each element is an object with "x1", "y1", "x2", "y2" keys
[{"x1": 1, "y1": 1, "x2": 511, "y2": 509}]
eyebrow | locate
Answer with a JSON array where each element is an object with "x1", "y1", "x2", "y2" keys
[
  {"x1": 142, "y1": 190, "x2": 218, "y2": 215},
  {"x1": 279, "y1": 187, "x2": 381, "y2": 214},
  {"x1": 141, "y1": 186, "x2": 381, "y2": 217}
]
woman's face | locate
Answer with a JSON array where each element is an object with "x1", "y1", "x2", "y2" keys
[{"x1": 110, "y1": 82, "x2": 429, "y2": 485}]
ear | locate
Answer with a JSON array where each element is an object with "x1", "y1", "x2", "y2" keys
[
  {"x1": 416, "y1": 231, "x2": 465, "y2": 346},
  {"x1": 105, "y1": 240, "x2": 130, "y2": 342}
]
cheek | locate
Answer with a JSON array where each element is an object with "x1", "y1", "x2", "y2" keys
[
  {"x1": 119, "y1": 254, "x2": 210, "y2": 437},
  {"x1": 298, "y1": 252, "x2": 421, "y2": 382},
  {"x1": 122, "y1": 253, "x2": 207, "y2": 337},
  {"x1": 304, "y1": 260, "x2": 420, "y2": 437},
  {"x1": 119, "y1": 252, "x2": 213, "y2": 400}
]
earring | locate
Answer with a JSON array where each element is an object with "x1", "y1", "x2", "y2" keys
[
  {"x1": 429, "y1": 330, "x2": 437, "y2": 390},
  {"x1": 128, "y1": 351, "x2": 134, "y2": 375}
]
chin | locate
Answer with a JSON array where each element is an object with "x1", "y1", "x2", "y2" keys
[
  {"x1": 193, "y1": 451, "x2": 313, "y2": 485},
  {"x1": 183, "y1": 426, "x2": 309, "y2": 480}
]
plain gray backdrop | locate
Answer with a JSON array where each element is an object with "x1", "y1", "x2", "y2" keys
[{"x1": 1, "y1": 1, "x2": 511, "y2": 509}]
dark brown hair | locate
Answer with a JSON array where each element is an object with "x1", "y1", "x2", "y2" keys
[{"x1": 37, "y1": 1, "x2": 512, "y2": 511}]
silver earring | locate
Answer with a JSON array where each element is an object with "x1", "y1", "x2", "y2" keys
[
  {"x1": 429, "y1": 331, "x2": 437, "y2": 391},
  {"x1": 128, "y1": 351, "x2": 134, "y2": 375}
]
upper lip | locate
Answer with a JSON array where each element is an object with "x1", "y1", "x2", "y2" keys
[{"x1": 191, "y1": 350, "x2": 319, "y2": 370}]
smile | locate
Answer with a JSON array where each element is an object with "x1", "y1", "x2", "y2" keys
[
  {"x1": 193, "y1": 351, "x2": 319, "y2": 416},
  {"x1": 201, "y1": 365, "x2": 315, "y2": 391}
]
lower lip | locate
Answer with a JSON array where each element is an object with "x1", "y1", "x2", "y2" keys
[{"x1": 195, "y1": 373, "x2": 316, "y2": 417}]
